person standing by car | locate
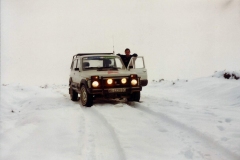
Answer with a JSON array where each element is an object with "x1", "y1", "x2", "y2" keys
[{"x1": 117, "y1": 48, "x2": 138, "y2": 68}]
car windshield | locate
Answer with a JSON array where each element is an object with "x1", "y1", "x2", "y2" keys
[{"x1": 82, "y1": 56, "x2": 125, "y2": 71}]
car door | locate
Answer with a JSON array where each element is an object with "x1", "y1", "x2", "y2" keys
[
  {"x1": 70, "y1": 59, "x2": 76, "y2": 82},
  {"x1": 127, "y1": 56, "x2": 148, "y2": 86},
  {"x1": 72, "y1": 59, "x2": 80, "y2": 84},
  {"x1": 74, "y1": 58, "x2": 82, "y2": 85}
]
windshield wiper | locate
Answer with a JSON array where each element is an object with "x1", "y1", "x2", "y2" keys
[{"x1": 97, "y1": 66, "x2": 118, "y2": 71}]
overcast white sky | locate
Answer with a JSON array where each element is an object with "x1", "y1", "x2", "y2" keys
[{"x1": 1, "y1": 0, "x2": 240, "y2": 85}]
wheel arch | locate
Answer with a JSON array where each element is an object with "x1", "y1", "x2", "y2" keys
[{"x1": 80, "y1": 79, "x2": 88, "y2": 89}]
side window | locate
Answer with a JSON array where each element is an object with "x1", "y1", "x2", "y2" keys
[
  {"x1": 128, "y1": 57, "x2": 145, "y2": 69},
  {"x1": 134, "y1": 57, "x2": 144, "y2": 69},
  {"x1": 76, "y1": 60, "x2": 78, "y2": 68},
  {"x1": 77, "y1": 59, "x2": 81, "y2": 69},
  {"x1": 73, "y1": 60, "x2": 78, "y2": 69},
  {"x1": 71, "y1": 61, "x2": 74, "y2": 70}
]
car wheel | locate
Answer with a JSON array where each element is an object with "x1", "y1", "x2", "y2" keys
[
  {"x1": 80, "y1": 85, "x2": 93, "y2": 107},
  {"x1": 69, "y1": 86, "x2": 78, "y2": 101}
]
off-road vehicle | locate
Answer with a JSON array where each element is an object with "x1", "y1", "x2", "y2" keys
[{"x1": 69, "y1": 53, "x2": 148, "y2": 107}]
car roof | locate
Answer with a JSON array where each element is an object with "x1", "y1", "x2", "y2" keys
[
  {"x1": 73, "y1": 53, "x2": 116, "y2": 59},
  {"x1": 76, "y1": 53, "x2": 113, "y2": 56}
]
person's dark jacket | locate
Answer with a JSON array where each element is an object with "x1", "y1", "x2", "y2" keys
[{"x1": 117, "y1": 53, "x2": 138, "y2": 68}]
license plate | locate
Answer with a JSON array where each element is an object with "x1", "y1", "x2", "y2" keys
[{"x1": 108, "y1": 88, "x2": 126, "y2": 93}]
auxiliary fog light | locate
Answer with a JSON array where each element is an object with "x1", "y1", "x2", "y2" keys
[
  {"x1": 92, "y1": 81, "x2": 99, "y2": 87},
  {"x1": 131, "y1": 79, "x2": 137, "y2": 85},
  {"x1": 121, "y1": 78, "x2": 127, "y2": 84},
  {"x1": 107, "y1": 79, "x2": 113, "y2": 84}
]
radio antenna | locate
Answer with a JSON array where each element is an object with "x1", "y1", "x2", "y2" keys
[{"x1": 112, "y1": 36, "x2": 115, "y2": 54}]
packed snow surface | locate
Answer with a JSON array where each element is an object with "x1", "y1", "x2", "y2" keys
[{"x1": 1, "y1": 76, "x2": 240, "y2": 160}]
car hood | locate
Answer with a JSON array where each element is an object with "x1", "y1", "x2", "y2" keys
[{"x1": 81, "y1": 70, "x2": 137, "y2": 78}]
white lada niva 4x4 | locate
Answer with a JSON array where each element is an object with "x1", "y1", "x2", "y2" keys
[{"x1": 69, "y1": 53, "x2": 148, "y2": 107}]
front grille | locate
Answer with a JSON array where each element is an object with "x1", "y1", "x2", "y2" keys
[{"x1": 102, "y1": 77, "x2": 130, "y2": 88}]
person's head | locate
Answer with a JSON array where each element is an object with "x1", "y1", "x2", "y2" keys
[{"x1": 125, "y1": 48, "x2": 130, "y2": 56}]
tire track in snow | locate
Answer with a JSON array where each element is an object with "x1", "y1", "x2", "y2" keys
[
  {"x1": 81, "y1": 106, "x2": 96, "y2": 160},
  {"x1": 131, "y1": 102, "x2": 240, "y2": 160},
  {"x1": 81, "y1": 106, "x2": 126, "y2": 160}
]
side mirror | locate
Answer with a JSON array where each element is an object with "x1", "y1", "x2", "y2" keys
[{"x1": 74, "y1": 68, "x2": 79, "y2": 71}]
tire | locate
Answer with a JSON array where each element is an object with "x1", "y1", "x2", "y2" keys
[
  {"x1": 80, "y1": 85, "x2": 93, "y2": 107},
  {"x1": 128, "y1": 91, "x2": 140, "y2": 102},
  {"x1": 69, "y1": 86, "x2": 78, "y2": 101}
]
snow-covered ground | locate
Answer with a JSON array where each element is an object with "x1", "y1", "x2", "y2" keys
[{"x1": 1, "y1": 75, "x2": 240, "y2": 160}]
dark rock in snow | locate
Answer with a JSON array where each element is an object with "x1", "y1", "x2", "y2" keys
[{"x1": 224, "y1": 73, "x2": 231, "y2": 79}]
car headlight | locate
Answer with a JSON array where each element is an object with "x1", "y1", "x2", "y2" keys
[
  {"x1": 107, "y1": 79, "x2": 113, "y2": 84},
  {"x1": 131, "y1": 79, "x2": 137, "y2": 85},
  {"x1": 121, "y1": 78, "x2": 127, "y2": 84},
  {"x1": 92, "y1": 81, "x2": 99, "y2": 87}
]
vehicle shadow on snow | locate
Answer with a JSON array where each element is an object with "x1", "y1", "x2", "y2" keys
[
  {"x1": 77, "y1": 97, "x2": 136, "y2": 107},
  {"x1": 94, "y1": 98, "x2": 126, "y2": 106}
]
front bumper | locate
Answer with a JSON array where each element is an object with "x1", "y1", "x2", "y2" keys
[
  {"x1": 87, "y1": 86, "x2": 142, "y2": 95},
  {"x1": 140, "y1": 80, "x2": 148, "y2": 86},
  {"x1": 87, "y1": 76, "x2": 142, "y2": 96}
]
